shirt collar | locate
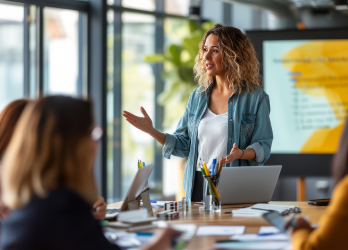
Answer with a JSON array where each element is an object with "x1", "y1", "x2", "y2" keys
[{"x1": 205, "y1": 81, "x2": 214, "y2": 96}]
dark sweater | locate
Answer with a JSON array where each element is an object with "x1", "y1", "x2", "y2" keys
[{"x1": 0, "y1": 188, "x2": 119, "y2": 250}]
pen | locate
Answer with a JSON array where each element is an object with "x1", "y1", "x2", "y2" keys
[
  {"x1": 150, "y1": 199, "x2": 157, "y2": 203},
  {"x1": 251, "y1": 207, "x2": 277, "y2": 212},
  {"x1": 137, "y1": 160, "x2": 140, "y2": 169},
  {"x1": 143, "y1": 162, "x2": 145, "y2": 167},
  {"x1": 140, "y1": 161, "x2": 143, "y2": 168},
  {"x1": 136, "y1": 232, "x2": 154, "y2": 236},
  {"x1": 257, "y1": 232, "x2": 276, "y2": 236}
]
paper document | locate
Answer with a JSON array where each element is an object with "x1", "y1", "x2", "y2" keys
[
  {"x1": 231, "y1": 234, "x2": 289, "y2": 242},
  {"x1": 232, "y1": 207, "x2": 268, "y2": 217},
  {"x1": 213, "y1": 241, "x2": 290, "y2": 249},
  {"x1": 258, "y1": 226, "x2": 281, "y2": 234},
  {"x1": 196, "y1": 226, "x2": 245, "y2": 236},
  {"x1": 232, "y1": 204, "x2": 302, "y2": 217}
]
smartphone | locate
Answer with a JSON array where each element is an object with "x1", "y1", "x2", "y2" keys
[
  {"x1": 262, "y1": 212, "x2": 287, "y2": 232},
  {"x1": 308, "y1": 199, "x2": 330, "y2": 206}
]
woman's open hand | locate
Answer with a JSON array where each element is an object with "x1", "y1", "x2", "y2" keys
[
  {"x1": 123, "y1": 107, "x2": 154, "y2": 134},
  {"x1": 220, "y1": 143, "x2": 243, "y2": 164}
]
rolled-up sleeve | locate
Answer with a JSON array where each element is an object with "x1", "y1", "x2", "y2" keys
[
  {"x1": 247, "y1": 95, "x2": 273, "y2": 166},
  {"x1": 247, "y1": 142, "x2": 264, "y2": 165},
  {"x1": 162, "y1": 93, "x2": 193, "y2": 159}
]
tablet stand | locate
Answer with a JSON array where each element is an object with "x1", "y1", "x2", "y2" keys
[{"x1": 127, "y1": 189, "x2": 154, "y2": 217}]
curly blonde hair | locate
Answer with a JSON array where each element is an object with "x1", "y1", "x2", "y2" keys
[{"x1": 194, "y1": 24, "x2": 262, "y2": 94}]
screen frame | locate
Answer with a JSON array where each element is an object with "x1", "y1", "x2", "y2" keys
[{"x1": 246, "y1": 28, "x2": 348, "y2": 177}]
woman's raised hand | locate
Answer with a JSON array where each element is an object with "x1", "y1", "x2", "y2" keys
[{"x1": 123, "y1": 107, "x2": 154, "y2": 134}]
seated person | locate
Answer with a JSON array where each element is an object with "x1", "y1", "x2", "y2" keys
[
  {"x1": 0, "y1": 96, "x2": 179, "y2": 250},
  {"x1": 286, "y1": 116, "x2": 348, "y2": 250},
  {"x1": 0, "y1": 99, "x2": 30, "y2": 220},
  {"x1": 0, "y1": 99, "x2": 107, "y2": 221}
]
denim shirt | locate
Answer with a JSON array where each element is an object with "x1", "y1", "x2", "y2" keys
[{"x1": 162, "y1": 85, "x2": 273, "y2": 202}]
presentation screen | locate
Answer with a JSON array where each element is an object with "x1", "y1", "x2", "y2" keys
[{"x1": 263, "y1": 39, "x2": 348, "y2": 154}]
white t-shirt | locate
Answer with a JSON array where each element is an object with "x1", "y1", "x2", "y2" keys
[{"x1": 196, "y1": 108, "x2": 228, "y2": 172}]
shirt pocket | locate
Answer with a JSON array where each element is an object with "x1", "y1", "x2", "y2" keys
[{"x1": 240, "y1": 114, "x2": 256, "y2": 138}]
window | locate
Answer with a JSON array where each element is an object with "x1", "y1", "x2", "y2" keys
[
  {"x1": 0, "y1": 3, "x2": 24, "y2": 111},
  {"x1": 121, "y1": 12, "x2": 156, "y2": 198},
  {"x1": 162, "y1": 18, "x2": 190, "y2": 198},
  {"x1": 43, "y1": 8, "x2": 80, "y2": 96},
  {"x1": 106, "y1": 1, "x2": 188, "y2": 203},
  {"x1": 165, "y1": 0, "x2": 189, "y2": 16},
  {"x1": 0, "y1": 0, "x2": 88, "y2": 111},
  {"x1": 122, "y1": 0, "x2": 156, "y2": 11}
]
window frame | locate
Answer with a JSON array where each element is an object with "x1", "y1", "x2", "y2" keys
[{"x1": 0, "y1": 0, "x2": 189, "y2": 201}]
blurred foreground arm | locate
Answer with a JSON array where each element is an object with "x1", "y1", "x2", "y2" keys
[{"x1": 289, "y1": 175, "x2": 348, "y2": 250}]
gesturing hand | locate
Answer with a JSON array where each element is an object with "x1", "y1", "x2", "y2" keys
[
  {"x1": 220, "y1": 143, "x2": 243, "y2": 164},
  {"x1": 122, "y1": 107, "x2": 154, "y2": 134}
]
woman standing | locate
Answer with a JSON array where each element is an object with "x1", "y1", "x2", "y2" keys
[{"x1": 123, "y1": 24, "x2": 273, "y2": 202}]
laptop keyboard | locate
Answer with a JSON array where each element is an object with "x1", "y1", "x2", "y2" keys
[{"x1": 106, "y1": 209, "x2": 120, "y2": 214}]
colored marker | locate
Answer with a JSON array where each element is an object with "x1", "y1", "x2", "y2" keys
[{"x1": 211, "y1": 159, "x2": 216, "y2": 175}]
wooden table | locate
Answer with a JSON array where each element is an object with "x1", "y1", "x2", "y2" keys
[{"x1": 107, "y1": 201, "x2": 327, "y2": 250}]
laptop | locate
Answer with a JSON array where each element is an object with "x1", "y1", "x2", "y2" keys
[
  {"x1": 105, "y1": 163, "x2": 154, "y2": 219},
  {"x1": 219, "y1": 165, "x2": 282, "y2": 205}
]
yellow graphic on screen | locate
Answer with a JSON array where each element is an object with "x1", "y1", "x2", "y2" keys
[{"x1": 282, "y1": 40, "x2": 348, "y2": 153}]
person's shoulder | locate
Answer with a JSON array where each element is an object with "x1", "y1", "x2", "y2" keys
[
  {"x1": 240, "y1": 87, "x2": 268, "y2": 103},
  {"x1": 12, "y1": 188, "x2": 90, "y2": 220},
  {"x1": 248, "y1": 87, "x2": 268, "y2": 98},
  {"x1": 47, "y1": 188, "x2": 91, "y2": 213},
  {"x1": 190, "y1": 86, "x2": 204, "y2": 97},
  {"x1": 186, "y1": 86, "x2": 204, "y2": 104},
  {"x1": 328, "y1": 175, "x2": 348, "y2": 212},
  {"x1": 334, "y1": 175, "x2": 348, "y2": 197}
]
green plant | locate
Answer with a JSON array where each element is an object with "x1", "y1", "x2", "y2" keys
[{"x1": 145, "y1": 20, "x2": 215, "y2": 128}]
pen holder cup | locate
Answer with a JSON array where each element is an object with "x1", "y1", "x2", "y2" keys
[{"x1": 203, "y1": 175, "x2": 221, "y2": 212}]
